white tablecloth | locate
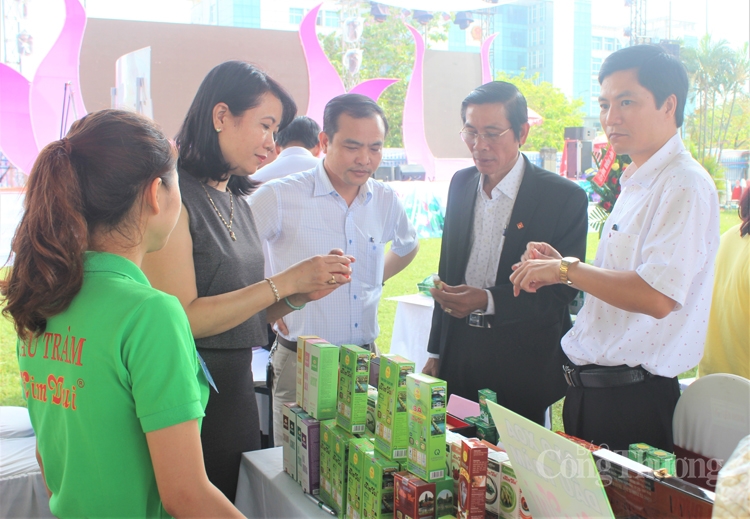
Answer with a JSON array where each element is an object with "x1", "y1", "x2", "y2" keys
[
  {"x1": 386, "y1": 294, "x2": 434, "y2": 372},
  {"x1": 235, "y1": 447, "x2": 331, "y2": 519}
]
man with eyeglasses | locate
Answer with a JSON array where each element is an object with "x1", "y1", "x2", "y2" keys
[{"x1": 422, "y1": 81, "x2": 588, "y2": 426}]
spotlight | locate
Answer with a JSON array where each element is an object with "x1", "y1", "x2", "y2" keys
[
  {"x1": 370, "y1": 2, "x2": 388, "y2": 23},
  {"x1": 413, "y1": 10, "x2": 433, "y2": 25},
  {"x1": 454, "y1": 11, "x2": 474, "y2": 30}
]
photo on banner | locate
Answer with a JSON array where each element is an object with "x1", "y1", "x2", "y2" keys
[{"x1": 487, "y1": 401, "x2": 615, "y2": 519}]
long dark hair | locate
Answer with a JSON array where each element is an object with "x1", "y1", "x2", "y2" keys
[
  {"x1": 740, "y1": 187, "x2": 750, "y2": 237},
  {"x1": 1, "y1": 109, "x2": 176, "y2": 336},
  {"x1": 175, "y1": 61, "x2": 297, "y2": 196}
]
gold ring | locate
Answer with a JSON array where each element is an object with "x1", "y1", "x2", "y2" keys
[
  {"x1": 444, "y1": 308, "x2": 452, "y2": 314},
  {"x1": 328, "y1": 275, "x2": 337, "y2": 285}
]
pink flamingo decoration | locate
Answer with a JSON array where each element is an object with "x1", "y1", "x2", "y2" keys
[
  {"x1": 0, "y1": 0, "x2": 87, "y2": 174},
  {"x1": 299, "y1": 3, "x2": 398, "y2": 126}
]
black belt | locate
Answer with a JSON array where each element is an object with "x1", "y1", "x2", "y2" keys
[
  {"x1": 563, "y1": 364, "x2": 654, "y2": 389},
  {"x1": 277, "y1": 336, "x2": 373, "y2": 352}
]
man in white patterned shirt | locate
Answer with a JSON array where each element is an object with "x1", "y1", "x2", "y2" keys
[
  {"x1": 251, "y1": 94, "x2": 418, "y2": 446},
  {"x1": 511, "y1": 45, "x2": 720, "y2": 451}
]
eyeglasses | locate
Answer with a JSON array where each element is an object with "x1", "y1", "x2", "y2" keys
[{"x1": 459, "y1": 127, "x2": 512, "y2": 145}]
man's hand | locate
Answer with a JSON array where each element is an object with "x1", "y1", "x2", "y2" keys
[
  {"x1": 429, "y1": 283, "x2": 488, "y2": 319},
  {"x1": 509, "y1": 259, "x2": 562, "y2": 296},
  {"x1": 520, "y1": 241, "x2": 561, "y2": 262},
  {"x1": 422, "y1": 358, "x2": 440, "y2": 377}
]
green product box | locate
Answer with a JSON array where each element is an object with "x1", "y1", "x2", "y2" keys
[
  {"x1": 366, "y1": 385, "x2": 378, "y2": 437},
  {"x1": 330, "y1": 425, "x2": 356, "y2": 515},
  {"x1": 478, "y1": 388, "x2": 498, "y2": 426},
  {"x1": 435, "y1": 475, "x2": 456, "y2": 518},
  {"x1": 337, "y1": 345, "x2": 371, "y2": 435},
  {"x1": 319, "y1": 420, "x2": 337, "y2": 506},
  {"x1": 296, "y1": 336, "x2": 319, "y2": 407},
  {"x1": 282, "y1": 402, "x2": 303, "y2": 481},
  {"x1": 406, "y1": 373, "x2": 447, "y2": 482},
  {"x1": 346, "y1": 438, "x2": 374, "y2": 519},
  {"x1": 465, "y1": 416, "x2": 499, "y2": 445},
  {"x1": 361, "y1": 453, "x2": 399, "y2": 519},
  {"x1": 374, "y1": 354, "x2": 415, "y2": 461},
  {"x1": 628, "y1": 442, "x2": 654, "y2": 464},
  {"x1": 304, "y1": 341, "x2": 339, "y2": 420},
  {"x1": 646, "y1": 449, "x2": 676, "y2": 475}
]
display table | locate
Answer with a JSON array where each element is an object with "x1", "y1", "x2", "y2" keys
[
  {"x1": 235, "y1": 447, "x2": 331, "y2": 519},
  {"x1": 387, "y1": 293, "x2": 434, "y2": 372}
]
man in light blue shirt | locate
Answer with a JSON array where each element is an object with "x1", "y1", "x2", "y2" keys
[
  {"x1": 250, "y1": 94, "x2": 419, "y2": 445},
  {"x1": 252, "y1": 116, "x2": 322, "y2": 184}
]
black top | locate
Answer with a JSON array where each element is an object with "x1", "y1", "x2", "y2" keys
[{"x1": 179, "y1": 170, "x2": 267, "y2": 349}]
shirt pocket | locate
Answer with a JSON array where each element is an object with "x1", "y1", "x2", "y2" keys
[
  {"x1": 605, "y1": 230, "x2": 640, "y2": 271},
  {"x1": 362, "y1": 240, "x2": 385, "y2": 287}
]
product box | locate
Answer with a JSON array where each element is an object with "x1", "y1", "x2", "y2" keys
[
  {"x1": 337, "y1": 344, "x2": 371, "y2": 435},
  {"x1": 406, "y1": 373, "x2": 447, "y2": 482},
  {"x1": 296, "y1": 335, "x2": 319, "y2": 407},
  {"x1": 394, "y1": 471, "x2": 436, "y2": 519},
  {"x1": 346, "y1": 438, "x2": 374, "y2": 519},
  {"x1": 446, "y1": 414, "x2": 476, "y2": 437},
  {"x1": 478, "y1": 388, "x2": 498, "y2": 426},
  {"x1": 366, "y1": 385, "x2": 378, "y2": 437},
  {"x1": 304, "y1": 341, "x2": 339, "y2": 420},
  {"x1": 486, "y1": 450, "x2": 511, "y2": 518},
  {"x1": 282, "y1": 402, "x2": 303, "y2": 481},
  {"x1": 361, "y1": 452, "x2": 399, "y2": 519},
  {"x1": 330, "y1": 424, "x2": 356, "y2": 515},
  {"x1": 446, "y1": 429, "x2": 463, "y2": 495},
  {"x1": 435, "y1": 475, "x2": 456, "y2": 518},
  {"x1": 296, "y1": 411, "x2": 320, "y2": 495},
  {"x1": 458, "y1": 438, "x2": 488, "y2": 519},
  {"x1": 464, "y1": 416, "x2": 498, "y2": 445},
  {"x1": 498, "y1": 459, "x2": 521, "y2": 519},
  {"x1": 374, "y1": 354, "x2": 415, "y2": 461},
  {"x1": 319, "y1": 420, "x2": 337, "y2": 506}
]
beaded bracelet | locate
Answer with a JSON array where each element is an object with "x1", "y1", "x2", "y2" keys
[
  {"x1": 284, "y1": 297, "x2": 306, "y2": 311},
  {"x1": 265, "y1": 278, "x2": 280, "y2": 303}
]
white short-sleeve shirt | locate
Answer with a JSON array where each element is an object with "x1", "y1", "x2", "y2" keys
[
  {"x1": 249, "y1": 161, "x2": 418, "y2": 346},
  {"x1": 561, "y1": 134, "x2": 720, "y2": 378}
]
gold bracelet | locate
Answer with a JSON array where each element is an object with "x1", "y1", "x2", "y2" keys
[{"x1": 265, "y1": 278, "x2": 280, "y2": 303}]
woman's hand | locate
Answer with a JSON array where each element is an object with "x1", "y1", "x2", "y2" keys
[{"x1": 277, "y1": 253, "x2": 355, "y2": 296}]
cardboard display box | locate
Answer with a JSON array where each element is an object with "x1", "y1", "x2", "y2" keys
[
  {"x1": 406, "y1": 373, "x2": 447, "y2": 482},
  {"x1": 394, "y1": 471, "x2": 436, "y2": 519},
  {"x1": 361, "y1": 452, "x2": 400, "y2": 519},
  {"x1": 458, "y1": 438, "x2": 488, "y2": 519},
  {"x1": 346, "y1": 438, "x2": 374, "y2": 519},
  {"x1": 435, "y1": 474, "x2": 456, "y2": 518},
  {"x1": 337, "y1": 344, "x2": 371, "y2": 435},
  {"x1": 319, "y1": 420, "x2": 337, "y2": 507},
  {"x1": 486, "y1": 450, "x2": 510, "y2": 518},
  {"x1": 304, "y1": 341, "x2": 338, "y2": 420},
  {"x1": 374, "y1": 354, "x2": 415, "y2": 461},
  {"x1": 296, "y1": 411, "x2": 320, "y2": 495},
  {"x1": 296, "y1": 335, "x2": 320, "y2": 407},
  {"x1": 330, "y1": 424, "x2": 356, "y2": 515},
  {"x1": 282, "y1": 402, "x2": 304, "y2": 481},
  {"x1": 366, "y1": 385, "x2": 378, "y2": 437}
]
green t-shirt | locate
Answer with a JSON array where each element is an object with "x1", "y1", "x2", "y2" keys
[{"x1": 17, "y1": 252, "x2": 209, "y2": 518}]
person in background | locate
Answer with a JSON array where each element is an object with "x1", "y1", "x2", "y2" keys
[
  {"x1": 511, "y1": 45, "x2": 720, "y2": 451},
  {"x1": 142, "y1": 61, "x2": 353, "y2": 500},
  {"x1": 731, "y1": 180, "x2": 742, "y2": 203},
  {"x1": 698, "y1": 188, "x2": 749, "y2": 379},
  {"x1": 3, "y1": 110, "x2": 244, "y2": 518},
  {"x1": 251, "y1": 94, "x2": 419, "y2": 447},
  {"x1": 422, "y1": 81, "x2": 588, "y2": 426},
  {"x1": 252, "y1": 115, "x2": 321, "y2": 183}
]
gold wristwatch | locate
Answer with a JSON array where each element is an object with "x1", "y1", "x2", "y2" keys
[{"x1": 559, "y1": 257, "x2": 580, "y2": 285}]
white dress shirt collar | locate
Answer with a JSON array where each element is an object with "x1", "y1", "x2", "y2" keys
[
  {"x1": 621, "y1": 133, "x2": 682, "y2": 189},
  {"x1": 477, "y1": 152, "x2": 525, "y2": 202}
]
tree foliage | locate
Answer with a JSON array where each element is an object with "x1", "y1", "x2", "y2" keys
[
  {"x1": 495, "y1": 71, "x2": 585, "y2": 151},
  {"x1": 682, "y1": 37, "x2": 750, "y2": 162},
  {"x1": 319, "y1": 4, "x2": 448, "y2": 147}
]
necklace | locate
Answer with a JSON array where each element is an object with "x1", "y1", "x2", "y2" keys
[{"x1": 202, "y1": 183, "x2": 236, "y2": 241}]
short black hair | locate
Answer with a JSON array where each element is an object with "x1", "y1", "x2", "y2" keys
[
  {"x1": 322, "y1": 94, "x2": 388, "y2": 139},
  {"x1": 276, "y1": 116, "x2": 320, "y2": 150},
  {"x1": 175, "y1": 61, "x2": 297, "y2": 196},
  {"x1": 461, "y1": 81, "x2": 528, "y2": 140},
  {"x1": 598, "y1": 44, "x2": 689, "y2": 127}
]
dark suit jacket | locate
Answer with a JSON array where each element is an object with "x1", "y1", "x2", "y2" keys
[{"x1": 427, "y1": 156, "x2": 588, "y2": 417}]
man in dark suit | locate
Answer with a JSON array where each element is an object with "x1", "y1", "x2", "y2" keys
[{"x1": 422, "y1": 81, "x2": 588, "y2": 426}]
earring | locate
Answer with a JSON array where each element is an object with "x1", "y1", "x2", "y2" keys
[{"x1": 216, "y1": 128, "x2": 222, "y2": 133}]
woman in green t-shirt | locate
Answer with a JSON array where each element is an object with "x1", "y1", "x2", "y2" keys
[{"x1": 2, "y1": 110, "x2": 245, "y2": 518}]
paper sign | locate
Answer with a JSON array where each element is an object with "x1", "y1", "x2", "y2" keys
[
  {"x1": 593, "y1": 145, "x2": 616, "y2": 186},
  {"x1": 487, "y1": 401, "x2": 615, "y2": 519}
]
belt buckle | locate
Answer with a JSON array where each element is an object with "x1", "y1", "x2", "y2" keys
[
  {"x1": 563, "y1": 365, "x2": 577, "y2": 387},
  {"x1": 468, "y1": 311, "x2": 488, "y2": 328}
]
